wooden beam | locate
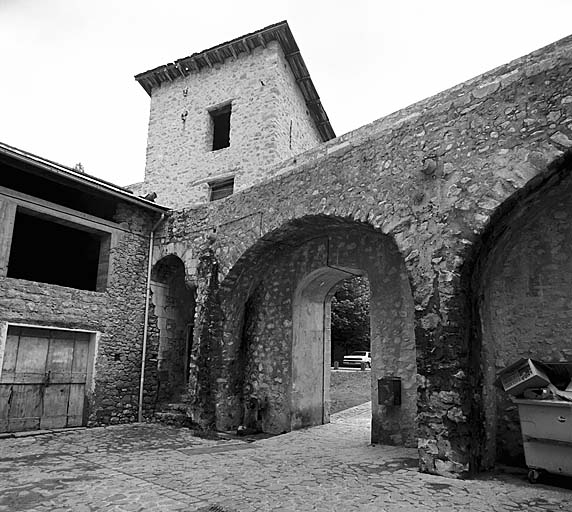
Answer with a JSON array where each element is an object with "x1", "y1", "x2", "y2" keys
[
  {"x1": 258, "y1": 34, "x2": 266, "y2": 48},
  {"x1": 0, "y1": 198, "x2": 16, "y2": 277},
  {"x1": 0, "y1": 186, "x2": 123, "y2": 235},
  {"x1": 229, "y1": 44, "x2": 238, "y2": 60},
  {"x1": 203, "y1": 52, "x2": 212, "y2": 67},
  {"x1": 242, "y1": 38, "x2": 250, "y2": 53},
  {"x1": 174, "y1": 62, "x2": 187, "y2": 77},
  {"x1": 142, "y1": 79, "x2": 152, "y2": 95}
]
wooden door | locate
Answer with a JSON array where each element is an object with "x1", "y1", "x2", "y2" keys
[{"x1": 0, "y1": 326, "x2": 91, "y2": 432}]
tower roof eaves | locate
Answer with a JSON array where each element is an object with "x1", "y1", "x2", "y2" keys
[{"x1": 134, "y1": 21, "x2": 335, "y2": 142}]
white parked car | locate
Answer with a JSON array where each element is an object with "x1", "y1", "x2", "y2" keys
[{"x1": 342, "y1": 351, "x2": 371, "y2": 368}]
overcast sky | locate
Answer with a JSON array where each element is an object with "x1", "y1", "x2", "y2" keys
[{"x1": 1, "y1": 0, "x2": 572, "y2": 186}]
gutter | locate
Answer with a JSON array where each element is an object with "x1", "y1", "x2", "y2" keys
[{"x1": 138, "y1": 213, "x2": 167, "y2": 422}]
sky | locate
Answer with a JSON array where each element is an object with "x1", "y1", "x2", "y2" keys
[{"x1": 1, "y1": 0, "x2": 572, "y2": 186}]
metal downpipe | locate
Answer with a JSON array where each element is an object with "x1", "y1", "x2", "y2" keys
[{"x1": 138, "y1": 213, "x2": 166, "y2": 422}]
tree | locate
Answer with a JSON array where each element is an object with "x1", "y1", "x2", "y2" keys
[
  {"x1": 330, "y1": 276, "x2": 370, "y2": 363},
  {"x1": 73, "y1": 162, "x2": 85, "y2": 173}
]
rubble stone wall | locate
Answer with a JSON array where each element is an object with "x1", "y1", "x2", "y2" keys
[
  {"x1": 136, "y1": 41, "x2": 322, "y2": 208},
  {"x1": 478, "y1": 167, "x2": 572, "y2": 466},
  {"x1": 271, "y1": 43, "x2": 323, "y2": 162},
  {"x1": 157, "y1": 34, "x2": 572, "y2": 476},
  {"x1": 0, "y1": 201, "x2": 158, "y2": 426}
]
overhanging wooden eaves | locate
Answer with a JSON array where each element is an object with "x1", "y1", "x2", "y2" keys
[
  {"x1": 134, "y1": 21, "x2": 335, "y2": 142},
  {"x1": 0, "y1": 142, "x2": 170, "y2": 213}
]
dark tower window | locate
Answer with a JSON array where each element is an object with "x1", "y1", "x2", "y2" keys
[
  {"x1": 209, "y1": 177, "x2": 234, "y2": 201},
  {"x1": 210, "y1": 103, "x2": 231, "y2": 151}
]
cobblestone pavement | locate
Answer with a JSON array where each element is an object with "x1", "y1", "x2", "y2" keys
[{"x1": 1, "y1": 402, "x2": 571, "y2": 511}]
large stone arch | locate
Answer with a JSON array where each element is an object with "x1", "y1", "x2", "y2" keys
[
  {"x1": 211, "y1": 215, "x2": 417, "y2": 446},
  {"x1": 465, "y1": 151, "x2": 572, "y2": 470}
]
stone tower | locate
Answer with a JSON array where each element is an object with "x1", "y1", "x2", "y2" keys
[{"x1": 133, "y1": 21, "x2": 335, "y2": 208}]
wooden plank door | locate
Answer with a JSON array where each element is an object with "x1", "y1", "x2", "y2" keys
[
  {"x1": 67, "y1": 332, "x2": 90, "y2": 427},
  {"x1": 0, "y1": 326, "x2": 91, "y2": 432},
  {"x1": 41, "y1": 330, "x2": 75, "y2": 429},
  {"x1": 0, "y1": 327, "x2": 48, "y2": 431}
]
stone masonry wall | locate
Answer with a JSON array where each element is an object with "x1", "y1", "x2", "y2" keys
[
  {"x1": 272, "y1": 43, "x2": 323, "y2": 163},
  {"x1": 479, "y1": 168, "x2": 572, "y2": 465},
  {"x1": 0, "y1": 200, "x2": 158, "y2": 426},
  {"x1": 156, "y1": 34, "x2": 572, "y2": 476},
  {"x1": 134, "y1": 41, "x2": 322, "y2": 208}
]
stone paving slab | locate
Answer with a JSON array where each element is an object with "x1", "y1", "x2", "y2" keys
[{"x1": 1, "y1": 402, "x2": 571, "y2": 511}]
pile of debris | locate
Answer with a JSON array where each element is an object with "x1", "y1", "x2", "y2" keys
[
  {"x1": 496, "y1": 358, "x2": 572, "y2": 483},
  {"x1": 496, "y1": 358, "x2": 572, "y2": 400}
]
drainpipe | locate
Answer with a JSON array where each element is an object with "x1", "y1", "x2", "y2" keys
[
  {"x1": 138, "y1": 213, "x2": 166, "y2": 422},
  {"x1": 322, "y1": 297, "x2": 327, "y2": 425}
]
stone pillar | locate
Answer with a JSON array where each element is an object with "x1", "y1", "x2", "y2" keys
[
  {"x1": 413, "y1": 259, "x2": 473, "y2": 478},
  {"x1": 187, "y1": 242, "x2": 221, "y2": 428}
]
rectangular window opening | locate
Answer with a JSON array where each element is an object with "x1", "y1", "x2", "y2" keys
[
  {"x1": 209, "y1": 177, "x2": 234, "y2": 202},
  {"x1": 6, "y1": 209, "x2": 110, "y2": 292},
  {"x1": 210, "y1": 103, "x2": 231, "y2": 151}
]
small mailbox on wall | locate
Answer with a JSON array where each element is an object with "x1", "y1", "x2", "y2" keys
[{"x1": 378, "y1": 377, "x2": 401, "y2": 406}]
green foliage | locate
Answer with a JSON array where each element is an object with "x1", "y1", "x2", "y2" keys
[{"x1": 331, "y1": 276, "x2": 370, "y2": 358}]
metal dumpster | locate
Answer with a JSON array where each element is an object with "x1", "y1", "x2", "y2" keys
[{"x1": 513, "y1": 398, "x2": 572, "y2": 482}]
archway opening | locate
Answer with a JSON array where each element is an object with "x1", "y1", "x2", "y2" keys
[
  {"x1": 216, "y1": 216, "x2": 417, "y2": 447},
  {"x1": 469, "y1": 154, "x2": 572, "y2": 469},
  {"x1": 291, "y1": 266, "x2": 358, "y2": 429},
  {"x1": 150, "y1": 255, "x2": 196, "y2": 405}
]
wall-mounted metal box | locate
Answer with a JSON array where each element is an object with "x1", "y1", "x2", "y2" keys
[{"x1": 378, "y1": 376, "x2": 401, "y2": 406}]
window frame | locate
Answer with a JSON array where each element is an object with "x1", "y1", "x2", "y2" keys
[
  {"x1": 208, "y1": 177, "x2": 235, "y2": 202},
  {"x1": 0, "y1": 187, "x2": 118, "y2": 292},
  {"x1": 208, "y1": 102, "x2": 232, "y2": 151}
]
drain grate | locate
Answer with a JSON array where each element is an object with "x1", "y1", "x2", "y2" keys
[{"x1": 196, "y1": 505, "x2": 236, "y2": 512}]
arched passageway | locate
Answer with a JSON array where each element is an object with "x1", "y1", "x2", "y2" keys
[
  {"x1": 150, "y1": 255, "x2": 196, "y2": 405},
  {"x1": 469, "y1": 154, "x2": 572, "y2": 468},
  {"x1": 214, "y1": 216, "x2": 417, "y2": 447},
  {"x1": 292, "y1": 266, "x2": 357, "y2": 428}
]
